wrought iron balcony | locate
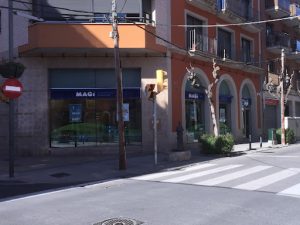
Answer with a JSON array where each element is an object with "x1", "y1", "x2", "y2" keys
[
  {"x1": 186, "y1": 0, "x2": 217, "y2": 12},
  {"x1": 284, "y1": 3, "x2": 300, "y2": 27},
  {"x1": 217, "y1": 0, "x2": 260, "y2": 32},
  {"x1": 266, "y1": 32, "x2": 291, "y2": 54},
  {"x1": 265, "y1": 0, "x2": 290, "y2": 18},
  {"x1": 188, "y1": 30, "x2": 217, "y2": 56}
]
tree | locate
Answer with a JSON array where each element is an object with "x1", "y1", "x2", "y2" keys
[{"x1": 186, "y1": 59, "x2": 220, "y2": 136}]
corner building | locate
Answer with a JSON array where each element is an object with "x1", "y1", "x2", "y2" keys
[{"x1": 0, "y1": 0, "x2": 265, "y2": 156}]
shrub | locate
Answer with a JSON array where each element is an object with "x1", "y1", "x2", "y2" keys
[
  {"x1": 286, "y1": 128, "x2": 295, "y2": 144},
  {"x1": 215, "y1": 133, "x2": 234, "y2": 154},
  {"x1": 199, "y1": 133, "x2": 234, "y2": 155},
  {"x1": 276, "y1": 128, "x2": 295, "y2": 144},
  {"x1": 200, "y1": 134, "x2": 217, "y2": 154}
]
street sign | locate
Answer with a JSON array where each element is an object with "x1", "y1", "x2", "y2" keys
[{"x1": 1, "y1": 78, "x2": 23, "y2": 99}]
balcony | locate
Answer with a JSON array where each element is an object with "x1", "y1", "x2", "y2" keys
[
  {"x1": 284, "y1": 3, "x2": 300, "y2": 27},
  {"x1": 186, "y1": 0, "x2": 217, "y2": 12},
  {"x1": 188, "y1": 30, "x2": 217, "y2": 56},
  {"x1": 265, "y1": 0, "x2": 290, "y2": 19},
  {"x1": 19, "y1": 23, "x2": 166, "y2": 57},
  {"x1": 239, "y1": 54, "x2": 262, "y2": 68},
  {"x1": 266, "y1": 32, "x2": 291, "y2": 54},
  {"x1": 286, "y1": 40, "x2": 300, "y2": 61},
  {"x1": 217, "y1": 0, "x2": 260, "y2": 32}
]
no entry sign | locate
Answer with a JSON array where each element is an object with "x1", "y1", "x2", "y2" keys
[{"x1": 1, "y1": 78, "x2": 23, "y2": 99}]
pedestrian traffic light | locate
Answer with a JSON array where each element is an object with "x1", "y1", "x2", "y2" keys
[
  {"x1": 156, "y1": 69, "x2": 167, "y2": 93},
  {"x1": 145, "y1": 84, "x2": 156, "y2": 100}
]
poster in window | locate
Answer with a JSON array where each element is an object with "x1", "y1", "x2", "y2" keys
[{"x1": 220, "y1": 108, "x2": 226, "y2": 123}]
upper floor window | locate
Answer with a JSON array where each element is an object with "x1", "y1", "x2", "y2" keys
[
  {"x1": 186, "y1": 15, "x2": 203, "y2": 51},
  {"x1": 218, "y1": 28, "x2": 233, "y2": 59},
  {"x1": 241, "y1": 38, "x2": 252, "y2": 63}
]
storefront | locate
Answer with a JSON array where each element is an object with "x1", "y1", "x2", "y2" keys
[
  {"x1": 218, "y1": 81, "x2": 233, "y2": 134},
  {"x1": 185, "y1": 79, "x2": 205, "y2": 142},
  {"x1": 49, "y1": 68, "x2": 142, "y2": 148}
]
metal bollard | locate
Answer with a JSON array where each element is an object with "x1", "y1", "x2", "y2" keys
[
  {"x1": 249, "y1": 134, "x2": 252, "y2": 150},
  {"x1": 260, "y1": 136, "x2": 262, "y2": 148}
]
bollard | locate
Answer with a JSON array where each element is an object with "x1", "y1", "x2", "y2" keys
[
  {"x1": 249, "y1": 134, "x2": 252, "y2": 150},
  {"x1": 259, "y1": 136, "x2": 262, "y2": 148}
]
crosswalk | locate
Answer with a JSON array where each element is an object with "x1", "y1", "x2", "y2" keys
[{"x1": 132, "y1": 163, "x2": 300, "y2": 199}]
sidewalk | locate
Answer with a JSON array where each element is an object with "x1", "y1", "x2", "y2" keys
[{"x1": 0, "y1": 141, "x2": 284, "y2": 185}]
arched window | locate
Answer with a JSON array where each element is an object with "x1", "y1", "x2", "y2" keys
[
  {"x1": 185, "y1": 79, "x2": 205, "y2": 142},
  {"x1": 219, "y1": 81, "x2": 232, "y2": 134}
]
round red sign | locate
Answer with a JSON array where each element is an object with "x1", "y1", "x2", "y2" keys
[{"x1": 1, "y1": 78, "x2": 23, "y2": 99}]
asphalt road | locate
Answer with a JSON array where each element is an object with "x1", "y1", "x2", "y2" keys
[{"x1": 1, "y1": 145, "x2": 300, "y2": 225}]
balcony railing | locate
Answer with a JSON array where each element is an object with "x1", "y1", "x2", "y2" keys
[
  {"x1": 217, "y1": 0, "x2": 259, "y2": 21},
  {"x1": 290, "y1": 3, "x2": 300, "y2": 16},
  {"x1": 266, "y1": 32, "x2": 291, "y2": 49},
  {"x1": 265, "y1": 0, "x2": 290, "y2": 12},
  {"x1": 240, "y1": 54, "x2": 262, "y2": 67},
  {"x1": 188, "y1": 30, "x2": 217, "y2": 55},
  {"x1": 291, "y1": 40, "x2": 300, "y2": 52}
]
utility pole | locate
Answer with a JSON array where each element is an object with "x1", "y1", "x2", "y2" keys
[
  {"x1": 8, "y1": 0, "x2": 15, "y2": 177},
  {"x1": 111, "y1": 0, "x2": 126, "y2": 170},
  {"x1": 153, "y1": 95, "x2": 158, "y2": 165},
  {"x1": 280, "y1": 49, "x2": 286, "y2": 145}
]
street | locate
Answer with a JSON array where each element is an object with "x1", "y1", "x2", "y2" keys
[{"x1": 1, "y1": 145, "x2": 300, "y2": 225}]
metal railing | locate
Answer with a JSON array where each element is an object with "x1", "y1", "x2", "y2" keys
[
  {"x1": 217, "y1": 0, "x2": 259, "y2": 21},
  {"x1": 291, "y1": 40, "x2": 300, "y2": 52},
  {"x1": 188, "y1": 29, "x2": 217, "y2": 55},
  {"x1": 290, "y1": 3, "x2": 300, "y2": 16},
  {"x1": 265, "y1": 0, "x2": 290, "y2": 12},
  {"x1": 266, "y1": 32, "x2": 291, "y2": 48}
]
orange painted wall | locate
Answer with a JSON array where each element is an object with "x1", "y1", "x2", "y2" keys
[{"x1": 170, "y1": 1, "x2": 262, "y2": 132}]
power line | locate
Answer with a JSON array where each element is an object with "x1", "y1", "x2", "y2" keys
[
  {"x1": 7, "y1": 0, "x2": 300, "y2": 29},
  {"x1": 1, "y1": 3, "x2": 290, "y2": 67},
  {"x1": 118, "y1": 0, "x2": 128, "y2": 13},
  {"x1": 10, "y1": 0, "x2": 94, "y2": 14}
]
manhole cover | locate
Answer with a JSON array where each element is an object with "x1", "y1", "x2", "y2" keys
[
  {"x1": 50, "y1": 172, "x2": 70, "y2": 178},
  {"x1": 93, "y1": 218, "x2": 143, "y2": 225}
]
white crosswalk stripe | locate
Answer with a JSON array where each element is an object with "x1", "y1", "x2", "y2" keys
[
  {"x1": 134, "y1": 163, "x2": 216, "y2": 181},
  {"x1": 234, "y1": 169, "x2": 300, "y2": 191},
  {"x1": 163, "y1": 164, "x2": 242, "y2": 183},
  {"x1": 278, "y1": 183, "x2": 300, "y2": 198},
  {"x1": 196, "y1": 165, "x2": 272, "y2": 186},
  {"x1": 132, "y1": 163, "x2": 300, "y2": 199}
]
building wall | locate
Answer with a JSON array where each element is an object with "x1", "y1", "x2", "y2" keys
[{"x1": 3, "y1": 55, "x2": 171, "y2": 156}]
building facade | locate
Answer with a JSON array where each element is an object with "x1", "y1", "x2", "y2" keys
[{"x1": 0, "y1": 0, "x2": 298, "y2": 156}]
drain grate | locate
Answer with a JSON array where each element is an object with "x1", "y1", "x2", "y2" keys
[
  {"x1": 50, "y1": 172, "x2": 70, "y2": 178},
  {"x1": 93, "y1": 218, "x2": 143, "y2": 225}
]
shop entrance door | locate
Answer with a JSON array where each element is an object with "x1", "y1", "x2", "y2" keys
[{"x1": 243, "y1": 109, "x2": 250, "y2": 138}]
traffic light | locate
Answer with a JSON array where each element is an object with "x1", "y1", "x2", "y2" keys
[
  {"x1": 156, "y1": 69, "x2": 167, "y2": 93},
  {"x1": 145, "y1": 84, "x2": 156, "y2": 100}
]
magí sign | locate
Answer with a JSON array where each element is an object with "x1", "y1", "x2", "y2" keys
[{"x1": 1, "y1": 78, "x2": 23, "y2": 99}]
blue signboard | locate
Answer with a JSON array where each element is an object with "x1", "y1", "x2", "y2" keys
[
  {"x1": 185, "y1": 91, "x2": 205, "y2": 100},
  {"x1": 219, "y1": 95, "x2": 233, "y2": 103},
  {"x1": 69, "y1": 104, "x2": 82, "y2": 123},
  {"x1": 50, "y1": 88, "x2": 140, "y2": 99}
]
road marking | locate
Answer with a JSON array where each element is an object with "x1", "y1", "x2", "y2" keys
[
  {"x1": 163, "y1": 164, "x2": 242, "y2": 183},
  {"x1": 251, "y1": 155, "x2": 300, "y2": 158},
  {"x1": 234, "y1": 169, "x2": 300, "y2": 191},
  {"x1": 196, "y1": 165, "x2": 272, "y2": 186},
  {"x1": 133, "y1": 163, "x2": 215, "y2": 181},
  {"x1": 278, "y1": 183, "x2": 300, "y2": 198}
]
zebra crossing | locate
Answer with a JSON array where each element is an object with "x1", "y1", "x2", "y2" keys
[{"x1": 132, "y1": 163, "x2": 300, "y2": 199}]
